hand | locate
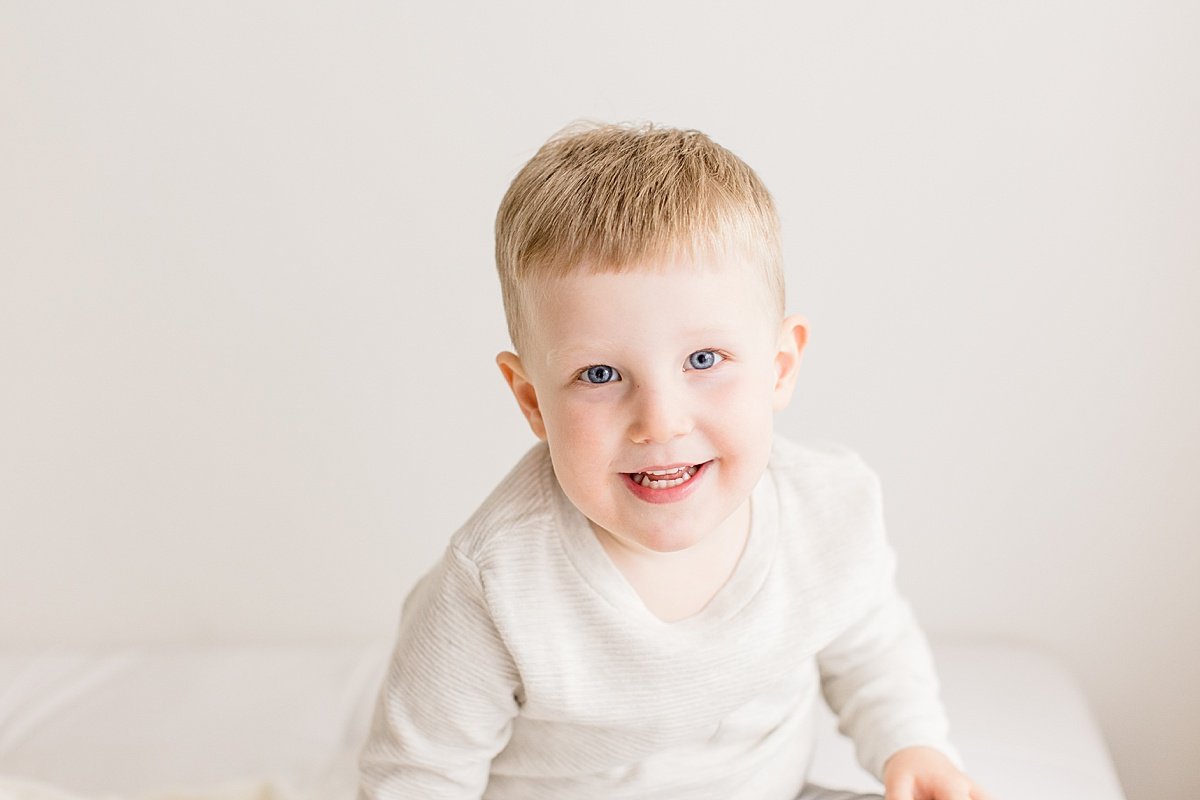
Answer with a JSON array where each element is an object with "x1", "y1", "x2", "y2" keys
[{"x1": 881, "y1": 746, "x2": 993, "y2": 800}]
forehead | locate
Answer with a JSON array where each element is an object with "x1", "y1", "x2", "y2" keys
[{"x1": 522, "y1": 258, "x2": 778, "y2": 360}]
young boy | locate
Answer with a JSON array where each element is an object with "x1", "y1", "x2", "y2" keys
[{"x1": 358, "y1": 123, "x2": 991, "y2": 800}]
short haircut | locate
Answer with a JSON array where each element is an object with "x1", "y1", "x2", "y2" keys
[{"x1": 495, "y1": 121, "x2": 785, "y2": 353}]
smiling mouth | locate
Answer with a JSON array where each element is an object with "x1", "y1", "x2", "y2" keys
[{"x1": 625, "y1": 461, "x2": 709, "y2": 489}]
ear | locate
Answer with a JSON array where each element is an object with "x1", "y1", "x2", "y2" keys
[
  {"x1": 496, "y1": 351, "x2": 547, "y2": 441},
  {"x1": 771, "y1": 313, "x2": 809, "y2": 411}
]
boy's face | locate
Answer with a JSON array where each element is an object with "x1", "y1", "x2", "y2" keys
[{"x1": 497, "y1": 257, "x2": 807, "y2": 554}]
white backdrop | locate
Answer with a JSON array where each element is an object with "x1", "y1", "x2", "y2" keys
[{"x1": 2, "y1": 3, "x2": 1197, "y2": 798}]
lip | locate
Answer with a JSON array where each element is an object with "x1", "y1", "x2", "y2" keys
[{"x1": 623, "y1": 460, "x2": 712, "y2": 505}]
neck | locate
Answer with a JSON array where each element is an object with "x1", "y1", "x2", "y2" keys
[{"x1": 591, "y1": 499, "x2": 753, "y2": 623}]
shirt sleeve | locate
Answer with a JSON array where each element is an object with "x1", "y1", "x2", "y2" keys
[
  {"x1": 814, "y1": 468, "x2": 963, "y2": 782},
  {"x1": 358, "y1": 545, "x2": 521, "y2": 799}
]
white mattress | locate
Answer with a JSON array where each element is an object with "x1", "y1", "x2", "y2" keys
[{"x1": 0, "y1": 641, "x2": 1126, "y2": 800}]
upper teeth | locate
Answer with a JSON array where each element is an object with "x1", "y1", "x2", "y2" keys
[{"x1": 634, "y1": 464, "x2": 699, "y2": 489}]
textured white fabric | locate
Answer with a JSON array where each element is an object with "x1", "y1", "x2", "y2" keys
[
  {"x1": 0, "y1": 643, "x2": 1126, "y2": 799},
  {"x1": 357, "y1": 435, "x2": 960, "y2": 799}
]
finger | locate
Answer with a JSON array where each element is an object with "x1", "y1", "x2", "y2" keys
[
  {"x1": 932, "y1": 774, "x2": 973, "y2": 800},
  {"x1": 969, "y1": 783, "x2": 995, "y2": 800},
  {"x1": 883, "y1": 773, "x2": 915, "y2": 800}
]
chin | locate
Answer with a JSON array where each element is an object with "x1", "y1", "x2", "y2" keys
[{"x1": 634, "y1": 527, "x2": 708, "y2": 553}]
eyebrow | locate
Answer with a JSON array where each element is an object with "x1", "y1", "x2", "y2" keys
[
  {"x1": 542, "y1": 344, "x2": 615, "y2": 368},
  {"x1": 542, "y1": 328, "x2": 737, "y2": 366}
]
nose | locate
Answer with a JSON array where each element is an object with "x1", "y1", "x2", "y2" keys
[{"x1": 627, "y1": 379, "x2": 694, "y2": 445}]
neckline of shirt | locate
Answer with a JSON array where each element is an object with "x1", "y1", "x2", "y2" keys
[{"x1": 545, "y1": 449, "x2": 780, "y2": 632}]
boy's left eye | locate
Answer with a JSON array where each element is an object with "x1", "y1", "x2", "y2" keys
[{"x1": 688, "y1": 350, "x2": 724, "y2": 370}]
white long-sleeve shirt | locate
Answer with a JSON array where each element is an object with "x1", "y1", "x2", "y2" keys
[{"x1": 358, "y1": 434, "x2": 960, "y2": 799}]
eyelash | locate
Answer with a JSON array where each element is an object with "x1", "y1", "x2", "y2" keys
[{"x1": 574, "y1": 349, "x2": 728, "y2": 386}]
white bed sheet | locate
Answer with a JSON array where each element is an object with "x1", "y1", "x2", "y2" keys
[
  {"x1": 806, "y1": 642, "x2": 1127, "y2": 799},
  {"x1": 0, "y1": 641, "x2": 1125, "y2": 799}
]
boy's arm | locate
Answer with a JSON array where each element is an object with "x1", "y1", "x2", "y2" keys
[
  {"x1": 815, "y1": 545, "x2": 962, "y2": 782},
  {"x1": 358, "y1": 545, "x2": 521, "y2": 800}
]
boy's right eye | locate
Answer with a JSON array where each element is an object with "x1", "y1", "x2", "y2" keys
[{"x1": 579, "y1": 365, "x2": 621, "y2": 384}]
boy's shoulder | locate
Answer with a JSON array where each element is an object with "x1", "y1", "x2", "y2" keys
[
  {"x1": 766, "y1": 433, "x2": 887, "y2": 546},
  {"x1": 767, "y1": 432, "x2": 880, "y2": 490},
  {"x1": 446, "y1": 440, "x2": 562, "y2": 566}
]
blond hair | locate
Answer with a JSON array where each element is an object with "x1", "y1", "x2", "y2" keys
[{"x1": 495, "y1": 121, "x2": 784, "y2": 352}]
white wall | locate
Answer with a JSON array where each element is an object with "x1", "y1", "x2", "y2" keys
[{"x1": 2, "y1": 2, "x2": 1197, "y2": 798}]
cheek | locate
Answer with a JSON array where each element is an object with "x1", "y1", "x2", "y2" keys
[
  {"x1": 543, "y1": 397, "x2": 615, "y2": 463},
  {"x1": 710, "y1": 366, "x2": 774, "y2": 412},
  {"x1": 555, "y1": 398, "x2": 603, "y2": 433},
  {"x1": 708, "y1": 371, "x2": 776, "y2": 440}
]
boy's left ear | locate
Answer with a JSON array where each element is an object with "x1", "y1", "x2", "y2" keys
[{"x1": 771, "y1": 313, "x2": 809, "y2": 411}]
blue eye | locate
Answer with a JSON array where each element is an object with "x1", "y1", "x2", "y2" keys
[
  {"x1": 581, "y1": 365, "x2": 620, "y2": 384},
  {"x1": 688, "y1": 350, "x2": 724, "y2": 370}
]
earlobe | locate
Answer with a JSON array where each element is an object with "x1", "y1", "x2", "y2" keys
[
  {"x1": 771, "y1": 314, "x2": 809, "y2": 411},
  {"x1": 495, "y1": 351, "x2": 547, "y2": 441}
]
